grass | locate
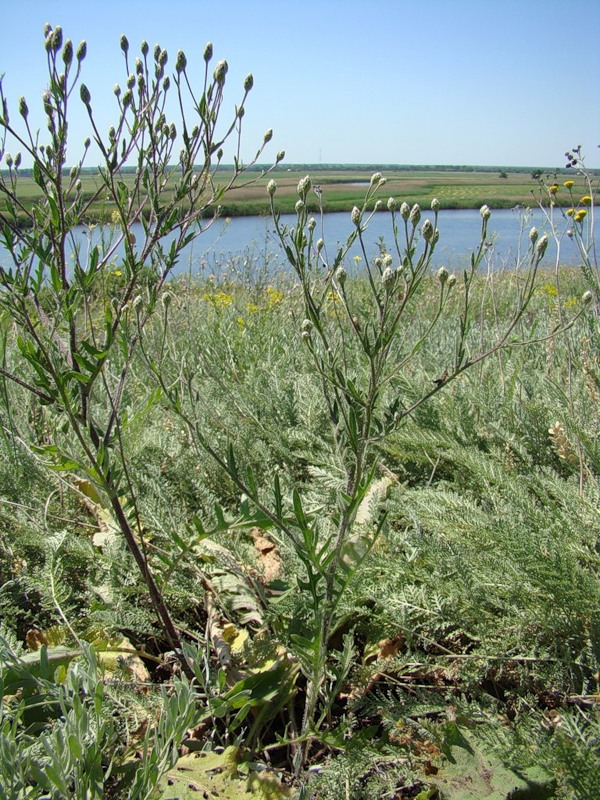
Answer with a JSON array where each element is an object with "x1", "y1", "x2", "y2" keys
[
  {"x1": 1, "y1": 257, "x2": 599, "y2": 797},
  {"x1": 2, "y1": 165, "x2": 593, "y2": 223}
]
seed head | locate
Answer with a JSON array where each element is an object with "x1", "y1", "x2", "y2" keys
[{"x1": 267, "y1": 179, "x2": 277, "y2": 197}]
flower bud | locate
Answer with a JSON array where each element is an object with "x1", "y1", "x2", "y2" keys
[
  {"x1": 127, "y1": 73, "x2": 135, "y2": 89},
  {"x1": 529, "y1": 227, "x2": 538, "y2": 243},
  {"x1": 400, "y1": 202, "x2": 410, "y2": 221},
  {"x1": 437, "y1": 266, "x2": 449, "y2": 284},
  {"x1": 18, "y1": 97, "x2": 28, "y2": 119},
  {"x1": 267, "y1": 179, "x2": 277, "y2": 197},
  {"x1": 409, "y1": 204, "x2": 421, "y2": 226},
  {"x1": 204, "y1": 42, "x2": 213, "y2": 62},
  {"x1": 582, "y1": 290, "x2": 593, "y2": 304},
  {"x1": 421, "y1": 218, "x2": 434, "y2": 242},
  {"x1": 335, "y1": 266, "x2": 347, "y2": 286},
  {"x1": 431, "y1": 197, "x2": 440, "y2": 212},
  {"x1": 370, "y1": 171, "x2": 382, "y2": 187},
  {"x1": 80, "y1": 84, "x2": 91, "y2": 105},
  {"x1": 276, "y1": 150, "x2": 285, "y2": 163},
  {"x1": 159, "y1": 49, "x2": 168, "y2": 67},
  {"x1": 297, "y1": 175, "x2": 311, "y2": 199},
  {"x1": 302, "y1": 318, "x2": 313, "y2": 333},
  {"x1": 62, "y1": 39, "x2": 73, "y2": 66},
  {"x1": 308, "y1": 217, "x2": 316, "y2": 232},
  {"x1": 536, "y1": 233, "x2": 549, "y2": 257},
  {"x1": 295, "y1": 199, "x2": 305, "y2": 214},
  {"x1": 5, "y1": 153, "x2": 12, "y2": 168},
  {"x1": 480, "y1": 204, "x2": 491, "y2": 220},
  {"x1": 122, "y1": 90, "x2": 133, "y2": 108},
  {"x1": 374, "y1": 200, "x2": 383, "y2": 211},
  {"x1": 382, "y1": 267, "x2": 394, "y2": 291},
  {"x1": 263, "y1": 128, "x2": 273, "y2": 143},
  {"x1": 176, "y1": 50, "x2": 187, "y2": 73},
  {"x1": 120, "y1": 34, "x2": 129, "y2": 54},
  {"x1": 154, "y1": 44, "x2": 161, "y2": 61},
  {"x1": 84, "y1": 137, "x2": 91, "y2": 149},
  {"x1": 351, "y1": 206, "x2": 361, "y2": 227},
  {"x1": 316, "y1": 238, "x2": 324, "y2": 252},
  {"x1": 114, "y1": 83, "x2": 121, "y2": 96},
  {"x1": 141, "y1": 40, "x2": 149, "y2": 56},
  {"x1": 76, "y1": 40, "x2": 87, "y2": 61},
  {"x1": 51, "y1": 26, "x2": 63, "y2": 52},
  {"x1": 162, "y1": 76, "x2": 169, "y2": 91},
  {"x1": 214, "y1": 59, "x2": 228, "y2": 85},
  {"x1": 383, "y1": 253, "x2": 393, "y2": 268},
  {"x1": 243, "y1": 73, "x2": 254, "y2": 91},
  {"x1": 387, "y1": 197, "x2": 397, "y2": 212},
  {"x1": 447, "y1": 273, "x2": 457, "y2": 288}
]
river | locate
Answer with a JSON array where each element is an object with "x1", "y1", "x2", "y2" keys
[{"x1": 0, "y1": 207, "x2": 588, "y2": 278}]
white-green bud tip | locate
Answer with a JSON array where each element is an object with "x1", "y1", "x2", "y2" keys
[
  {"x1": 267, "y1": 179, "x2": 277, "y2": 197},
  {"x1": 387, "y1": 197, "x2": 397, "y2": 212},
  {"x1": 400, "y1": 202, "x2": 410, "y2": 221},
  {"x1": 480, "y1": 204, "x2": 491, "y2": 220},
  {"x1": 582, "y1": 290, "x2": 593, "y2": 304},
  {"x1": 335, "y1": 266, "x2": 347, "y2": 286},
  {"x1": 431, "y1": 197, "x2": 440, "y2": 212},
  {"x1": 382, "y1": 267, "x2": 394, "y2": 290},
  {"x1": 308, "y1": 217, "x2": 316, "y2": 232},
  {"x1": 437, "y1": 266, "x2": 449, "y2": 284},
  {"x1": 529, "y1": 227, "x2": 538, "y2": 243},
  {"x1": 297, "y1": 175, "x2": 311, "y2": 199},
  {"x1": 295, "y1": 199, "x2": 305, "y2": 214},
  {"x1": 421, "y1": 219, "x2": 434, "y2": 242},
  {"x1": 213, "y1": 59, "x2": 228, "y2": 84},
  {"x1": 351, "y1": 206, "x2": 361, "y2": 227},
  {"x1": 536, "y1": 233, "x2": 549, "y2": 256},
  {"x1": 409, "y1": 204, "x2": 421, "y2": 226}
]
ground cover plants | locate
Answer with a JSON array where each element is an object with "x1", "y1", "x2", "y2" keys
[{"x1": 0, "y1": 25, "x2": 599, "y2": 800}]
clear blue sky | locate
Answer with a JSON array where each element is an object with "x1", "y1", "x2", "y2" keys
[{"x1": 2, "y1": 0, "x2": 599, "y2": 168}]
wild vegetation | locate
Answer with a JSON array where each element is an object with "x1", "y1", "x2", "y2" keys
[{"x1": 0, "y1": 26, "x2": 599, "y2": 800}]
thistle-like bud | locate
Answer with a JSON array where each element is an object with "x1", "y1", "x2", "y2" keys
[
  {"x1": 267, "y1": 179, "x2": 277, "y2": 197},
  {"x1": 80, "y1": 83, "x2": 91, "y2": 105},
  {"x1": 409, "y1": 204, "x2": 421, "y2": 226},
  {"x1": 263, "y1": 128, "x2": 273, "y2": 143},
  {"x1": 127, "y1": 73, "x2": 135, "y2": 89},
  {"x1": 62, "y1": 39, "x2": 73, "y2": 66},
  {"x1": 536, "y1": 234, "x2": 549, "y2": 258},
  {"x1": 335, "y1": 266, "x2": 347, "y2": 287},
  {"x1": 432, "y1": 228, "x2": 440, "y2": 245},
  {"x1": 5, "y1": 153, "x2": 13, "y2": 168},
  {"x1": 159, "y1": 49, "x2": 168, "y2": 67},
  {"x1": 447, "y1": 273, "x2": 457, "y2": 288},
  {"x1": 529, "y1": 227, "x2": 538, "y2": 243},
  {"x1": 295, "y1": 199, "x2": 305, "y2": 215},
  {"x1": 75, "y1": 178, "x2": 82, "y2": 192},
  {"x1": 316, "y1": 238, "x2": 324, "y2": 252},
  {"x1": 217, "y1": 148, "x2": 223, "y2": 160},
  {"x1": 120, "y1": 34, "x2": 129, "y2": 54},
  {"x1": 122, "y1": 90, "x2": 133, "y2": 108},
  {"x1": 297, "y1": 175, "x2": 311, "y2": 199},
  {"x1": 213, "y1": 59, "x2": 228, "y2": 85},
  {"x1": 135, "y1": 57, "x2": 143, "y2": 75},
  {"x1": 480, "y1": 204, "x2": 491, "y2": 220},
  {"x1": 383, "y1": 253, "x2": 393, "y2": 268},
  {"x1": 169, "y1": 123, "x2": 176, "y2": 140},
  {"x1": 84, "y1": 137, "x2": 91, "y2": 148},
  {"x1": 276, "y1": 150, "x2": 285, "y2": 163},
  {"x1": 204, "y1": 42, "x2": 213, "y2": 62},
  {"x1": 43, "y1": 22, "x2": 52, "y2": 37},
  {"x1": 351, "y1": 206, "x2": 361, "y2": 227},
  {"x1": 162, "y1": 76, "x2": 170, "y2": 91},
  {"x1": 18, "y1": 97, "x2": 28, "y2": 119},
  {"x1": 421, "y1": 218, "x2": 434, "y2": 242},
  {"x1": 153, "y1": 44, "x2": 161, "y2": 61},
  {"x1": 370, "y1": 171, "x2": 382, "y2": 187},
  {"x1": 141, "y1": 40, "x2": 149, "y2": 56},
  {"x1": 375, "y1": 199, "x2": 383, "y2": 211},
  {"x1": 51, "y1": 26, "x2": 63, "y2": 52},
  {"x1": 244, "y1": 73, "x2": 254, "y2": 91},
  {"x1": 582, "y1": 290, "x2": 593, "y2": 304},
  {"x1": 437, "y1": 266, "x2": 449, "y2": 284},
  {"x1": 431, "y1": 197, "x2": 440, "y2": 212},
  {"x1": 308, "y1": 217, "x2": 316, "y2": 232},
  {"x1": 302, "y1": 318, "x2": 313, "y2": 334},
  {"x1": 400, "y1": 202, "x2": 410, "y2": 221},
  {"x1": 76, "y1": 40, "x2": 87, "y2": 61},
  {"x1": 382, "y1": 267, "x2": 394, "y2": 291},
  {"x1": 108, "y1": 125, "x2": 116, "y2": 143},
  {"x1": 114, "y1": 83, "x2": 121, "y2": 96},
  {"x1": 387, "y1": 197, "x2": 397, "y2": 212},
  {"x1": 176, "y1": 50, "x2": 187, "y2": 73}
]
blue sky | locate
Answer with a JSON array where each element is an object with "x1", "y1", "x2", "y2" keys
[{"x1": 1, "y1": 0, "x2": 599, "y2": 168}]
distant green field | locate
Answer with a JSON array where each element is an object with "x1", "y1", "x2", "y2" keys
[{"x1": 2, "y1": 166, "x2": 591, "y2": 222}]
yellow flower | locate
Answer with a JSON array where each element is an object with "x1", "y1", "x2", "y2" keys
[
  {"x1": 543, "y1": 283, "x2": 558, "y2": 297},
  {"x1": 353, "y1": 255, "x2": 362, "y2": 264},
  {"x1": 246, "y1": 302, "x2": 259, "y2": 314},
  {"x1": 579, "y1": 195, "x2": 592, "y2": 206},
  {"x1": 563, "y1": 180, "x2": 574, "y2": 189},
  {"x1": 566, "y1": 208, "x2": 575, "y2": 217},
  {"x1": 265, "y1": 286, "x2": 284, "y2": 307},
  {"x1": 549, "y1": 184, "x2": 559, "y2": 194},
  {"x1": 574, "y1": 210, "x2": 587, "y2": 222}
]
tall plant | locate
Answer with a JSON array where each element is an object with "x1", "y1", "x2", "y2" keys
[{"x1": 0, "y1": 25, "x2": 277, "y2": 667}]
